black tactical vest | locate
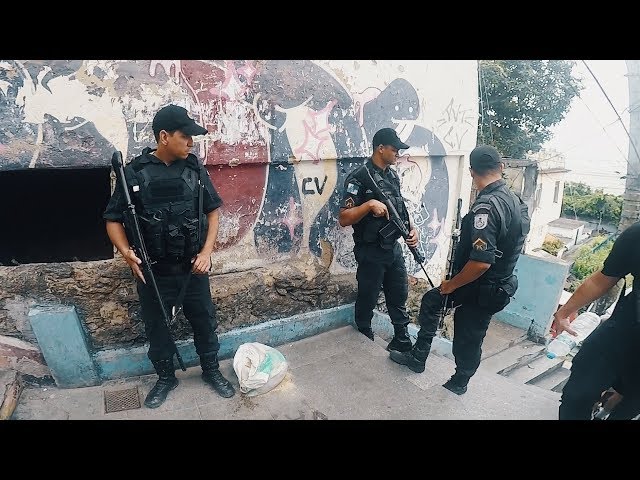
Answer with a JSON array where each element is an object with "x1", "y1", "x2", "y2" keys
[
  {"x1": 482, "y1": 185, "x2": 530, "y2": 282},
  {"x1": 125, "y1": 150, "x2": 207, "y2": 262},
  {"x1": 456, "y1": 184, "x2": 530, "y2": 285},
  {"x1": 351, "y1": 162, "x2": 410, "y2": 248}
]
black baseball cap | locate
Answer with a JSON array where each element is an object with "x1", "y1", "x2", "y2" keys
[
  {"x1": 372, "y1": 128, "x2": 410, "y2": 150},
  {"x1": 470, "y1": 145, "x2": 502, "y2": 171},
  {"x1": 152, "y1": 104, "x2": 208, "y2": 137}
]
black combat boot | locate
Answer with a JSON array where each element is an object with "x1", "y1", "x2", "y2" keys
[
  {"x1": 386, "y1": 324, "x2": 413, "y2": 352},
  {"x1": 442, "y1": 373, "x2": 469, "y2": 395},
  {"x1": 389, "y1": 336, "x2": 431, "y2": 373},
  {"x1": 200, "y1": 353, "x2": 235, "y2": 398},
  {"x1": 358, "y1": 327, "x2": 375, "y2": 341},
  {"x1": 144, "y1": 357, "x2": 179, "y2": 409}
]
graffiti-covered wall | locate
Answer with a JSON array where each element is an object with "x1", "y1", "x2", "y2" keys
[{"x1": 0, "y1": 60, "x2": 478, "y2": 280}]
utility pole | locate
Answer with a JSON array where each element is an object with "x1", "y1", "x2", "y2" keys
[
  {"x1": 587, "y1": 60, "x2": 640, "y2": 314},
  {"x1": 618, "y1": 60, "x2": 640, "y2": 233}
]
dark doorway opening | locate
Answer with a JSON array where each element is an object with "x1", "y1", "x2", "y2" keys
[{"x1": 0, "y1": 167, "x2": 114, "y2": 265}]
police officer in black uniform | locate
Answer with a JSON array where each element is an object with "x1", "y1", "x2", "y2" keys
[
  {"x1": 390, "y1": 145, "x2": 530, "y2": 395},
  {"x1": 553, "y1": 221, "x2": 640, "y2": 419},
  {"x1": 338, "y1": 128, "x2": 418, "y2": 353},
  {"x1": 104, "y1": 104, "x2": 235, "y2": 408}
]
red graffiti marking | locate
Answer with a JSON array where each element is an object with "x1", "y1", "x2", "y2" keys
[{"x1": 179, "y1": 60, "x2": 268, "y2": 249}]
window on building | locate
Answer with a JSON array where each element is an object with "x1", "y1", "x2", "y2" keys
[
  {"x1": 535, "y1": 185, "x2": 543, "y2": 209},
  {"x1": 0, "y1": 167, "x2": 114, "y2": 265},
  {"x1": 554, "y1": 181, "x2": 560, "y2": 204}
]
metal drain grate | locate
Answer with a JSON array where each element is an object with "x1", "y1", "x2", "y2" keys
[{"x1": 104, "y1": 386, "x2": 141, "y2": 413}]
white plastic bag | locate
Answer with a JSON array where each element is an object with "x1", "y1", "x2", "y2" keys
[{"x1": 232, "y1": 342, "x2": 288, "y2": 396}]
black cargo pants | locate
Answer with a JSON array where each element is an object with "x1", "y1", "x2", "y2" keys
[
  {"x1": 416, "y1": 282, "x2": 511, "y2": 380},
  {"x1": 137, "y1": 270, "x2": 220, "y2": 362},
  {"x1": 354, "y1": 242, "x2": 409, "y2": 330}
]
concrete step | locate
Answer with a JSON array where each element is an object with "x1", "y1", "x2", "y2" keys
[
  {"x1": 480, "y1": 321, "x2": 529, "y2": 360},
  {"x1": 528, "y1": 365, "x2": 571, "y2": 392},
  {"x1": 502, "y1": 354, "x2": 565, "y2": 384},
  {"x1": 12, "y1": 325, "x2": 561, "y2": 420},
  {"x1": 551, "y1": 376, "x2": 570, "y2": 393},
  {"x1": 479, "y1": 339, "x2": 545, "y2": 375}
]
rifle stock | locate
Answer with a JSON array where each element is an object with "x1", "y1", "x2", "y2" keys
[
  {"x1": 111, "y1": 151, "x2": 186, "y2": 371},
  {"x1": 361, "y1": 166, "x2": 435, "y2": 288}
]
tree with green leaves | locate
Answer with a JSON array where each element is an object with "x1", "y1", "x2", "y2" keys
[
  {"x1": 562, "y1": 181, "x2": 623, "y2": 224},
  {"x1": 478, "y1": 60, "x2": 583, "y2": 158}
]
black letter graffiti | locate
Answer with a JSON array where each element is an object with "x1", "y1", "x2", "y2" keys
[
  {"x1": 302, "y1": 176, "x2": 328, "y2": 195},
  {"x1": 314, "y1": 175, "x2": 327, "y2": 194},
  {"x1": 302, "y1": 177, "x2": 314, "y2": 194}
]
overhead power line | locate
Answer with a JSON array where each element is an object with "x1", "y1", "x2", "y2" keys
[{"x1": 582, "y1": 60, "x2": 640, "y2": 167}]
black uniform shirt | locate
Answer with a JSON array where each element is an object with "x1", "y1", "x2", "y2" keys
[
  {"x1": 103, "y1": 150, "x2": 222, "y2": 222},
  {"x1": 340, "y1": 159, "x2": 401, "y2": 211},
  {"x1": 456, "y1": 179, "x2": 510, "y2": 267},
  {"x1": 602, "y1": 222, "x2": 640, "y2": 280}
]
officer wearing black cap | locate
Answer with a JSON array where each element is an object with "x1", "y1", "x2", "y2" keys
[
  {"x1": 339, "y1": 128, "x2": 418, "y2": 353},
  {"x1": 390, "y1": 144, "x2": 530, "y2": 395},
  {"x1": 104, "y1": 104, "x2": 235, "y2": 408}
]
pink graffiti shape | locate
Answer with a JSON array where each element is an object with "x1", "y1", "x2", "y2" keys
[
  {"x1": 292, "y1": 99, "x2": 337, "y2": 164},
  {"x1": 208, "y1": 61, "x2": 250, "y2": 101},
  {"x1": 237, "y1": 62, "x2": 257, "y2": 85},
  {"x1": 281, "y1": 196, "x2": 303, "y2": 240}
]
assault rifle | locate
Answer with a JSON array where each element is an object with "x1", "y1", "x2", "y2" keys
[
  {"x1": 439, "y1": 198, "x2": 462, "y2": 330},
  {"x1": 111, "y1": 151, "x2": 186, "y2": 371},
  {"x1": 360, "y1": 166, "x2": 435, "y2": 288}
]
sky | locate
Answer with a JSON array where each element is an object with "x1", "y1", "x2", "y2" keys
[{"x1": 543, "y1": 60, "x2": 630, "y2": 196}]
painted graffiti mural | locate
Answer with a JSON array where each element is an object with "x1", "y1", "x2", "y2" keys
[{"x1": 0, "y1": 60, "x2": 477, "y2": 274}]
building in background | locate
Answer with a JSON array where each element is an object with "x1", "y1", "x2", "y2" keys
[{"x1": 499, "y1": 149, "x2": 570, "y2": 255}]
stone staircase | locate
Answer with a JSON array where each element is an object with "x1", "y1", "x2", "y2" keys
[{"x1": 478, "y1": 321, "x2": 571, "y2": 394}]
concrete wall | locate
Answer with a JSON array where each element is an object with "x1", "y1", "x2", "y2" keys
[
  {"x1": 537, "y1": 172, "x2": 565, "y2": 223},
  {"x1": 548, "y1": 224, "x2": 584, "y2": 246},
  {"x1": 494, "y1": 254, "x2": 571, "y2": 341},
  {"x1": 525, "y1": 171, "x2": 565, "y2": 252},
  {"x1": 0, "y1": 60, "x2": 477, "y2": 278},
  {"x1": 0, "y1": 60, "x2": 478, "y2": 353}
]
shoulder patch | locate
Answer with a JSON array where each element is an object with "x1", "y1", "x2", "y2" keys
[
  {"x1": 472, "y1": 203, "x2": 492, "y2": 213},
  {"x1": 474, "y1": 213, "x2": 488, "y2": 230},
  {"x1": 472, "y1": 238, "x2": 487, "y2": 251},
  {"x1": 346, "y1": 183, "x2": 359, "y2": 196},
  {"x1": 345, "y1": 197, "x2": 355, "y2": 208}
]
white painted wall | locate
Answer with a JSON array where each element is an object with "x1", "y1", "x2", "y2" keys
[{"x1": 525, "y1": 171, "x2": 567, "y2": 253}]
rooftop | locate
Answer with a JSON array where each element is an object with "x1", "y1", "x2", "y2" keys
[{"x1": 548, "y1": 217, "x2": 586, "y2": 229}]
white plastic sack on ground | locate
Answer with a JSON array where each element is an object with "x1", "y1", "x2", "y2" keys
[{"x1": 232, "y1": 342, "x2": 288, "y2": 396}]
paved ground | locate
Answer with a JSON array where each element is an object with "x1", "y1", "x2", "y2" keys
[{"x1": 12, "y1": 325, "x2": 560, "y2": 420}]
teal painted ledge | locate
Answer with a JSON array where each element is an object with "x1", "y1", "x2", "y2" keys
[
  {"x1": 94, "y1": 303, "x2": 355, "y2": 384},
  {"x1": 493, "y1": 254, "x2": 570, "y2": 340},
  {"x1": 28, "y1": 304, "x2": 100, "y2": 388}
]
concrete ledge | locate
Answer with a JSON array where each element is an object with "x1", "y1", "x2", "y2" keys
[
  {"x1": 494, "y1": 254, "x2": 570, "y2": 340},
  {"x1": 94, "y1": 303, "x2": 355, "y2": 383},
  {"x1": 28, "y1": 305, "x2": 100, "y2": 388}
]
